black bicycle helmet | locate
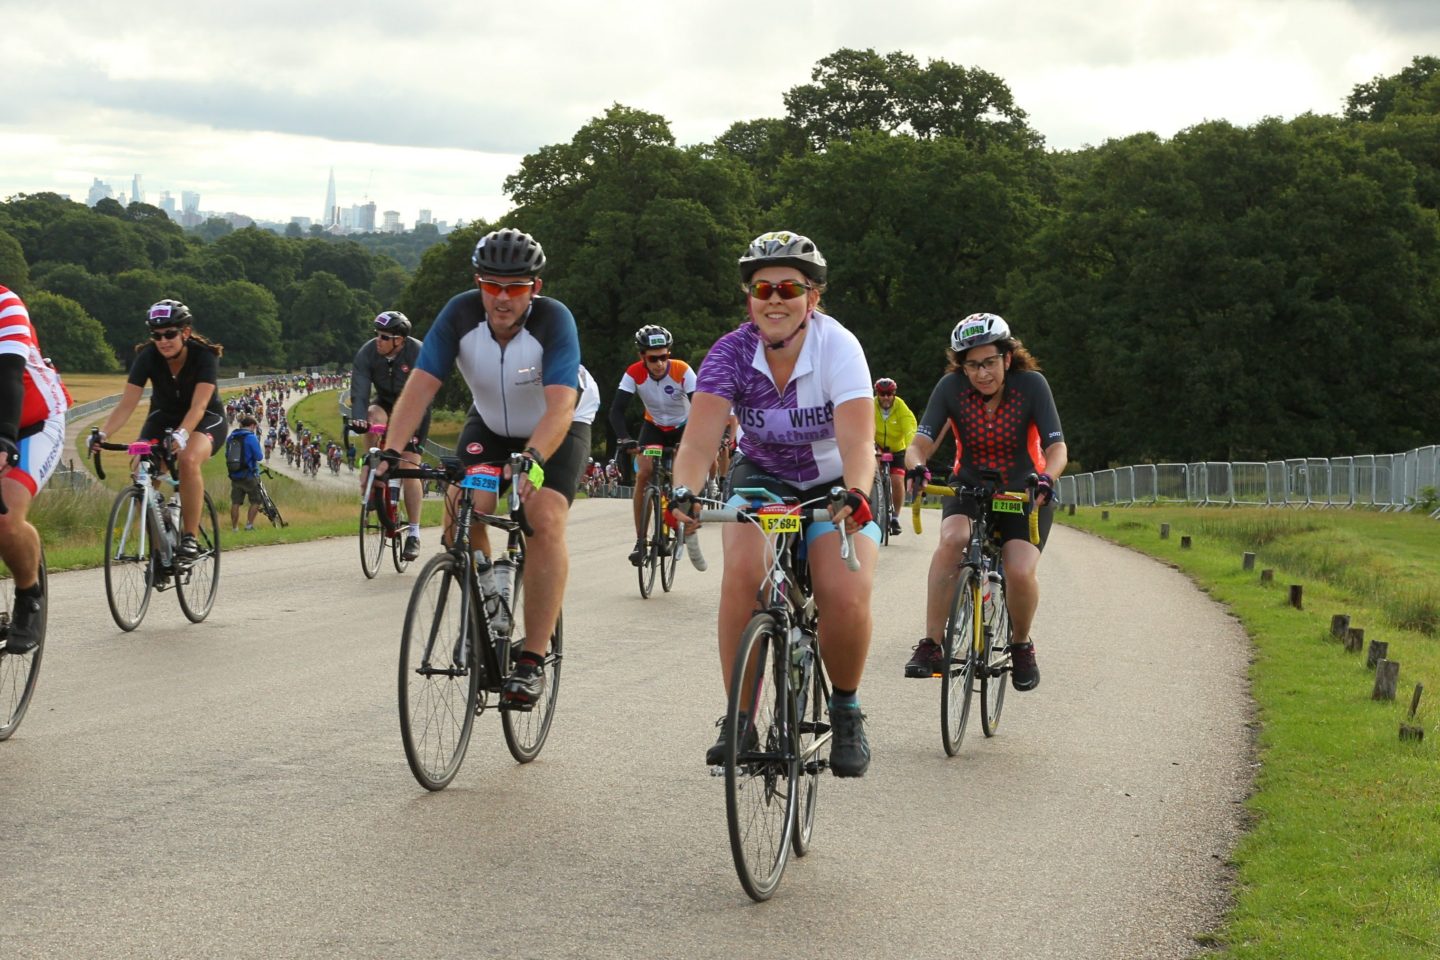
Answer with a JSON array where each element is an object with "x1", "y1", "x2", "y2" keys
[
  {"x1": 373, "y1": 310, "x2": 412, "y2": 336},
  {"x1": 950, "y1": 312, "x2": 1011, "y2": 352},
  {"x1": 634, "y1": 324, "x2": 673, "y2": 351},
  {"x1": 472, "y1": 228, "x2": 546, "y2": 276},
  {"x1": 738, "y1": 230, "x2": 827, "y2": 284},
  {"x1": 146, "y1": 299, "x2": 192, "y2": 328}
]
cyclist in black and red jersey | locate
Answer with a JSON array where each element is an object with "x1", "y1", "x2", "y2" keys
[
  {"x1": 902, "y1": 313, "x2": 1068, "y2": 690},
  {"x1": 0, "y1": 285, "x2": 71, "y2": 653}
]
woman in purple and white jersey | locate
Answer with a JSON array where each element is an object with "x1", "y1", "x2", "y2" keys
[{"x1": 669, "y1": 231, "x2": 879, "y2": 778}]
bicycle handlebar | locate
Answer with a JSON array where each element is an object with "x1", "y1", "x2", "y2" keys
[
  {"x1": 910, "y1": 475, "x2": 1041, "y2": 545},
  {"x1": 680, "y1": 502, "x2": 862, "y2": 574},
  {"x1": 384, "y1": 453, "x2": 534, "y2": 537},
  {"x1": 89, "y1": 428, "x2": 179, "y2": 483}
]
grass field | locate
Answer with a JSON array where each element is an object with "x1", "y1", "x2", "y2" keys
[
  {"x1": 1058, "y1": 505, "x2": 1439, "y2": 958},
  {"x1": 62, "y1": 373, "x2": 132, "y2": 405}
]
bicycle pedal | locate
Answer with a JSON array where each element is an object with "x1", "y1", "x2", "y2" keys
[{"x1": 498, "y1": 698, "x2": 537, "y2": 713}]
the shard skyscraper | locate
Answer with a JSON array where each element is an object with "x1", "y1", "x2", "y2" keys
[{"x1": 324, "y1": 168, "x2": 337, "y2": 227}]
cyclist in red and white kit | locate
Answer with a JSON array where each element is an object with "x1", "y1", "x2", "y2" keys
[
  {"x1": 0, "y1": 286, "x2": 72, "y2": 653},
  {"x1": 609, "y1": 324, "x2": 696, "y2": 565}
]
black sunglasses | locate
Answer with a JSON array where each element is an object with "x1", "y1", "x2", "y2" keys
[{"x1": 150, "y1": 329, "x2": 182, "y2": 341}]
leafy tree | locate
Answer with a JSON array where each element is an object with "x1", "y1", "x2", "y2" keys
[
  {"x1": 190, "y1": 280, "x2": 285, "y2": 369},
  {"x1": 284, "y1": 222, "x2": 304, "y2": 238},
  {"x1": 27, "y1": 290, "x2": 121, "y2": 372},
  {"x1": 371, "y1": 263, "x2": 409, "y2": 308},
  {"x1": 194, "y1": 217, "x2": 233, "y2": 242},
  {"x1": 300, "y1": 239, "x2": 375, "y2": 290},
  {"x1": 38, "y1": 212, "x2": 150, "y2": 274},
  {"x1": 211, "y1": 226, "x2": 300, "y2": 292},
  {"x1": 1345, "y1": 55, "x2": 1440, "y2": 122},
  {"x1": 285, "y1": 271, "x2": 371, "y2": 367},
  {"x1": 0, "y1": 229, "x2": 30, "y2": 292}
]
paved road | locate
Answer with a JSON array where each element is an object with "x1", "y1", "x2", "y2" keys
[{"x1": 2, "y1": 500, "x2": 1251, "y2": 959}]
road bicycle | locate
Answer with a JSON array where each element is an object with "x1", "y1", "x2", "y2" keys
[
  {"x1": 391, "y1": 454, "x2": 561, "y2": 790},
  {"x1": 912, "y1": 470, "x2": 1038, "y2": 755},
  {"x1": 351, "y1": 420, "x2": 410, "y2": 579},
  {"x1": 870, "y1": 449, "x2": 897, "y2": 546},
  {"x1": 0, "y1": 487, "x2": 46, "y2": 740},
  {"x1": 92, "y1": 430, "x2": 221, "y2": 631},
  {"x1": 682, "y1": 487, "x2": 861, "y2": 901},
  {"x1": 632, "y1": 443, "x2": 682, "y2": 599},
  {"x1": 255, "y1": 466, "x2": 287, "y2": 528}
]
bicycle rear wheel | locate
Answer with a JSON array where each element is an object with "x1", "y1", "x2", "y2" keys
[
  {"x1": 940, "y1": 569, "x2": 979, "y2": 757},
  {"x1": 399, "y1": 553, "x2": 479, "y2": 790},
  {"x1": 501, "y1": 610, "x2": 562, "y2": 763},
  {"x1": 261, "y1": 487, "x2": 286, "y2": 528},
  {"x1": 980, "y1": 573, "x2": 1011, "y2": 737},
  {"x1": 104, "y1": 487, "x2": 154, "y2": 632},
  {"x1": 725, "y1": 613, "x2": 798, "y2": 902},
  {"x1": 359, "y1": 481, "x2": 385, "y2": 579},
  {"x1": 177, "y1": 493, "x2": 221, "y2": 623},
  {"x1": 637, "y1": 487, "x2": 659, "y2": 599},
  {"x1": 0, "y1": 551, "x2": 47, "y2": 740},
  {"x1": 391, "y1": 527, "x2": 411, "y2": 573}
]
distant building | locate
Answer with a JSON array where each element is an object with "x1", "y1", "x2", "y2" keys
[
  {"x1": 86, "y1": 178, "x2": 114, "y2": 206},
  {"x1": 181, "y1": 190, "x2": 202, "y2": 228},
  {"x1": 358, "y1": 201, "x2": 377, "y2": 233},
  {"x1": 382, "y1": 210, "x2": 401, "y2": 234},
  {"x1": 417, "y1": 208, "x2": 433, "y2": 228},
  {"x1": 324, "y1": 168, "x2": 338, "y2": 227},
  {"x1": 131, "y1": 174, "x2": 144, "y2": 206},
  {"x1": 159, "y1": 191, "x2": 178, "y2": 221},
  {"x1": 290, "y1": 216, "x2": 313, "y2": 230}
]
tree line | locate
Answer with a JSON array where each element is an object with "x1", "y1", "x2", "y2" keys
[{"x1": 5, "y1": 50, "x2": 1439, "y2": 467}]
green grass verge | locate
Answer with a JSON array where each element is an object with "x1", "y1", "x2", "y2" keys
[{"x1": 1058, "y1": 506, "x2": 1439, "y2": 958}]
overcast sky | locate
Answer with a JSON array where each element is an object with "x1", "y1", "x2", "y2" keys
[{"x1": 5, "y1": 0, "x2": 1439, "y2": 228}]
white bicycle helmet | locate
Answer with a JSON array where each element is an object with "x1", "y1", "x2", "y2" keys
[{"x1": 950, "y1": 312, "x2": 1011, "y2": 352}]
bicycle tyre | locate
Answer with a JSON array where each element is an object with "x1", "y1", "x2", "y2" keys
[
  {"x1": 940, "y1": 568, "x2": 979, "y2": 757},
  {"x1": 659, "y1": 496, "x2": 679, "y2": 593},
  {"x1": 874, "y1": 469, "x2": 891, "y2": 546},
  {"x1": 637, "y1": 487, "x2": 659, "y2": 599},
  {"x1": 261, "y1": 487, "x2": 286, "y2": 528},
  {"x1": 398, "y1": 553, "x2": 480, "y2": 790},
  {"x1": 391, "y1": 526, "x2": 410, "y2": 573},
  {"x1": 177, "y1": 492, "x2": 221, "y2": 623},
  {"x1": 980, "y1": 573, "x2": 1011, "y2": 737},
  {"x1": 501, "y1": 609, "x2": 562, "y2": 763},
  {"x1": 359, "y1": 481, "x2": 385, "y2": 579},
  {"x1": 792, "y1": 639, "x2": 827, "y2": 857},
  {"x1": 0, "y1": 550, "x2": 47, "y2": 740},
  {"x1": 725, "y1": 613, "x2": 798, "y2": 902},
  {"x1": 103, "y1": 487, "x2": 154, "y2": 632}
]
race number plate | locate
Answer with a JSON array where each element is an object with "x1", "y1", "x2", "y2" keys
[
  {"x1": 992, "y1": 495, "x2": 1024, "y2": 514},
  {"x1": 460, "y1": 463, "x2": 503, "y2": 492},
  {"x1": 642, "y1": 445, "x2": 665, "y2": 458},
  {"x1": 756, "y1": 505, "x2": 801, "y2": 534}
]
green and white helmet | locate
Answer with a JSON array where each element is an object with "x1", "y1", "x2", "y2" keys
[{"x1": 950, "y1": 312, "x2": 1010, "y2": 352}]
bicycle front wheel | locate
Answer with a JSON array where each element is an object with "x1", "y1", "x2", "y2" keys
[
  {"x1": 0, "y1": 551, "x2": 47, "y2": 740},
  {"x1": 261, "y1": 488, "x2": 286, "y2": 528},
  {"x1": 398, "y1": 553, "x2": 479, "y2": 790},
  {"x1": 637, "y1": 487, "x2": 659, "y2": 599},
  {"x1": 980, "y1": 574, "x2": 1011, "y2": 737},
  {"x1": 725, "y1": 613, "x2": 798, "y2": 902},
  {"x1": 659, "y1": 501, "x2": 679, "y2": 593},
  {"x1": 940, "y1": 568, "x2": 979, "y2": 757},
  {"x1": 103, "y1": 487, "x2": 154, "y2": 632},
  {"x1": 792, "y1": 642, "x2": 827, "y2": 857},
  {"x1": 176, "y1": 493, "x2": 221, "y2": 623},
  {"x1": 874, "y1": 469, "x2": 891, "y2": 546},
  {"x1": 501, "y1": 609, "x2": 562, "y2": 763},
  {"x1": 359, "y1": 482, "x2": 385, "y2": 579}
]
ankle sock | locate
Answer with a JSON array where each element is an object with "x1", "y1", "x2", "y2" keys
[{"x1": 831, "y1": 688, "x2": 859, "y2": 710}]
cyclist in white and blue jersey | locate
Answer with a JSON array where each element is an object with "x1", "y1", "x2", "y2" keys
[{"x1": 379, "y1": 228, "x2": 586, "y2": 709}]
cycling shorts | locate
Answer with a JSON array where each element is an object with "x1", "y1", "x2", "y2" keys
[
  {"x1": 8, "y1": 413, "x2": 66, "y2": 496},
  {"x1": 456, "y1": 411, "x2": 589, "y2": 505},
  {"x1": 637, "y1": 420, "x2": 685, "y2": 450},
  {"x1": 727, "y1": 455, "x2": 881, "y2": 547},
  {"x1": 941, "y1": 489, "x2": 1054, "y2": 551},
  {"x1": 140, "y1": 410, "x2": 228, "y2": 457}
]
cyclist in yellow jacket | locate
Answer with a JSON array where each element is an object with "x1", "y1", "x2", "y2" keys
[{"x1": 873, "y1": 377, "x2": 915, "y2": 536}]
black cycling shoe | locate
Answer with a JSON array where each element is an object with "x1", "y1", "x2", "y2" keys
[
  {"x1": 1009, "y1": 642, "x2": 1040, "y2": 691},
  {"x1": 401, "y1": 535, "x2": 421, "y2": 561},
  {"x1": 705, "y1": 712, "x2": 757, "y2": 765},
  {"x1": 501, "y1": 662, "x2": 544, "y2": 710},
  {"x1": 176, "y1": 534, "x2": 200, "y2": 563},
  {"x1": 888, "y1": 515, "x2": 902, "y2": 537},
  {"x1": 828, "y1": 703, "x2": 871, "y2": 777},
  {"x1": 4, "y1": 586, "x2": 44, "y2": 655},
  {"x1": 628, "y1": 537, "x2": 645, "y2": 566},
  {"x1": 904, "y1": 638, "x2": 946, "y2": 678}
]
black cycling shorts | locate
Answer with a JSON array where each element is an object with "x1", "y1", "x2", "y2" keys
[
  {"x1": 456, "y1": 411, "x2": 589, "y2": 504},
  {"x1": 941, "y1": 488, "x2": 1054, "y2": 551},
  {"x1": 140, "y1": 410, "x2": 227, "y2": 458}
]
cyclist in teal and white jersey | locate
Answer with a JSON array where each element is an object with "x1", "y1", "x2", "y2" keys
[
  {"x1": 378, "y1": 229, "x2": 586, "y2": 709},
  {"x1": 668, "y1": 231, "x2": 880, "y2": 778}
]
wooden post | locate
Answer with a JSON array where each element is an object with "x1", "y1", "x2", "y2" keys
[
  {"x1": 1260, "y1": 569, "x2": 1274, "y2": 584},
  {"x1": 1067, "y1": 503, "x2": 1075, "y2": 516},
  {"x1": 1242, "y1": 552, "x2": 1255, "y2": 570},
  {"x1": 1160, "y1": 523, "x2": 1170, "y2": 540},
  {"x1": 1330, "y1": 614, "x2": 1350, "y2": 638},
  {"x1": 1101, "y1": 510, "x2": 1109, "y2": 521},
  {"x1": 1180, "y1": 535, "x2": 1192, "y2": 549},
  {"x1": 1288, "y1": 584, "x2": 1303, "y2": 609},
  {"x1": 1373, "y1": 659, "x2": 1400, "y2": 701},
  {"x1": 1400, "y1": 724, "x2": 1425, "y2": 742},
  {"x1": 1344, "y1": 627, "x2": 1365, "y2": 653},
  {"x1": 1408, "y1": 683, "x2": 1424, "y2": 720},
  {"x1": 1366, "y1": 639, "x2": 1389, "y2": 670}
]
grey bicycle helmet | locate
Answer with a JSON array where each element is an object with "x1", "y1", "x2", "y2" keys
[
  {"x1": 950, "y1": 312, "x2": 1011, "y2": 352},
  {"x1": 738, "y1": 230, "x2": 827, "y2": 283},
  {"x1": 472, "y1": 228, "x2": 546, "y2": 276},
  {"x1": 146, "y1": 299, "x2": 193, "y2": 328},
  {"x1": 373, "y1": 310, "x2": 412, "y2": 336},
  {"x1": 634, "y1": 324, "x2": 673, "y2": 351}
]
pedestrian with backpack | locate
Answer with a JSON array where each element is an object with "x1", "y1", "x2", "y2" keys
[{"x1": 226, "y1": 415, "x2": 266, "y2": 532}]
